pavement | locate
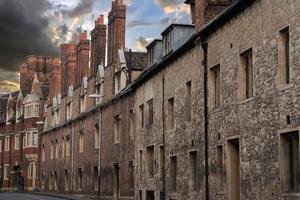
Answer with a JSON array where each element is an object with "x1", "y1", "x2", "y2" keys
[{"x1": 0, "y1": 192, "x2": 71, "y2": 200}]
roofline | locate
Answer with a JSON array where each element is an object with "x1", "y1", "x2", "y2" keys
[
  {"x1": 161, "y1": 23, "x2": 195, "y2": 36},
  {"x1": 146, "y1": 39, "x2": 163, "y2": 49}
]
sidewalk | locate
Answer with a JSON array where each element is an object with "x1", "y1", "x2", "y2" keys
[{"x1": 30, "y1": 192, "x2": 99, "y2": 200}]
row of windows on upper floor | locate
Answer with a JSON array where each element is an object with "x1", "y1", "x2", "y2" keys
[
  {"x1": 209, "y1": 26, "x2": 291, "y2": 110},
  {"x1": 0, "y1": 131, "x2": 39, "y2": 152},
  {"x1": 5, "y1": 103, "x2": 39, "y2": 124}
]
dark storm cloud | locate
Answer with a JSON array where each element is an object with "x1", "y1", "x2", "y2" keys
[
  {"x1": 127, "y1": 20, "x2": 153, "y2": 29},
  {"x1": 0, "y1": 0, "x2": 59, "y2": 72},
  {"x1": 62, "y1": 0, "x2": 94, "y2": 18}
]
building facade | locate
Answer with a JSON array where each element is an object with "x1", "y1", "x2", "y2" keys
[{"x1": 1, "y1": 0, "x2": 300, "y2": 199}]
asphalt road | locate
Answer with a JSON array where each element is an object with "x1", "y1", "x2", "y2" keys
[{"x1": 0, "y1": 193, "x2": 69, "y2": 200}]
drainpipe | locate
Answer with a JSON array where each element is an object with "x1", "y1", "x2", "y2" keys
[
  {"x1": 71, "y1": 122, "x2": 75, "y2": 193},
  {"x1": 98, "y1": 109, "x2": 102, "y2": 198},
  {"x1": 201, "y1": 40, "x2": 209, "y2": 200},
  {"x1": 162, "y1": 72, "x2": 166, "y2": 200}
]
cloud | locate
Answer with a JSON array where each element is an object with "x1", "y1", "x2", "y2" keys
[
  {"x1": 127, "y1": 20, "x2": 153, "y2": 29},
  {"x1": 135, "y1": 36, "x2": 151, "y2": 51},
  {"x1": 0, "y1": 69, "x2": 20, "y2": 92},
  {"x1": 62, "y1": 0, "x2": 94, "y2": 18},
  {"x1": 0, "y1": 0, "x2": 59, "y2": 72},
  {"x1": 155, "y1": 0, "x2": 190, "y2": 14}
]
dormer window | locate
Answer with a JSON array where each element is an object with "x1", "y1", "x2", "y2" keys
[
  {"x1": 52, "y1": 107, "x2": 60, "y2": 126},
  {"x1": 6, "y1": 107, "x2": 15, "y2": 123},
  {"x1": 16, "y1": 105, "x2": 24, "y2": 121},
  {"x1": 80, "y1": 94, "x2": 86, "y2": 113},
  {"x1": 66, "y1": 101, "x2": 72, "y2": 120}
]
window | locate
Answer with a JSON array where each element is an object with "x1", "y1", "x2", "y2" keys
[
  {"x1": 61, "y1": 137, "x2": 65, "y2": 158},
  {"x1": 93, "y1": 166, "x2": 99, "y2": 191},
  {"x1": 0, "y1": 140, "x2": 2, "y2": 152},
  {"x1": 239, "y1": 49, "x2": 253, "y2": 100},
  {"x1": 139, "y1": 104, "x2": 144, "y2": 129},
  {"x1": 79, "y1": 132, "x2": 84, "y2": 153},
  {"x1": 65, "y1": 170, "x2": 69, "y2": 191},
  {"x1": 147, "y1": 99, "x2": 153, "y2": 125},
  {"x1": 114, "y1": 115, "x2": 120, "y2": 143},
  {"x1": 95, "y1": 126, "x2": 100, "y2": 149},
  {"x1": 95, "y1": 85, "x2": 102, "y2": 105},
  {"x1": 80, "y1": 94, "x2": 86, "y2": 113},
  {"x1": 129, "y1": 109, "x2": 135, "y2": 139},
  {"x1": 49, "y1": 172, "x2": 53, "y2": 190},
  {"x1": 16, "y1": 106, "x2": 23, "y2": 120},
  {"x1": 4, "y1": 136, "x2": 10, "y2": 151},
  {"x1": 66, "y1": 102, "x2": 73, "y2": 120},
  {"x1": 52, "y1": 108, "x2": 60, "y2": 126},
  {"x1": 185, "y1": 81, "x2": 192, "y2": 121},
  {"x1": 24, "y1": 103, "x2": 39, "y2": 118},
  {"x1": 129, "y1": 161, "x2": 134, "y2": 189},
  {"x1": 280, "y1": 131, "x2": 299, "y2": 193},
  {"x1": 168, "y1": 97, "x2": 175, "y2": 129},
  {"x1": 23, "y1": 136, "x2": 26, "y2": 149},
  {"x1": 209, "y1": 65, "x2": 221, "y2": 109},
  {"x1": 169, "y1": 156, "x2": 177, "y2": 191},
  {"x1": 189, "y1": 151, "x2": 197, "y2": 191},
  {"x1": 42, "y1": 144, "x2": 45, "y2": 162},
  {"x1": 159, "y1": 146, "x2": 164, "y2": 177},
  {"x1": 54, "y1": 171, "x2": 58, "y2": 190},
  {"x1": 25, "y1": 131, "x2": 38, "y2": 147},
  {"x1": 55, "y1": 139, "x2": 59, "y2": 159},
  {"x1": 146, "y1": 145, "x2": 154, "y2": 178},
  {"x1": 279, "y1": 27, "x2": 290, "y2": 85},
  {"x1": 4, "y1": 164, "x2": 9, "y2": 180},
  {"x1": 6, "y1": 108, "x2": 14, "y2": 123},
  {"x1": 50, "y1": 141, "x2": 54, "y2": 159},
  {"x1": 227, "y1": 138, "x2": 240, "y2": 200},
  {"x1": 28, "y1": 162, "x2": 37, "y2": 179},
  {"x1": 139, "y1": 150, "x2": 143, "y2": 180},
  {"x1": 66, "y1": 136, "x2": 70, "y2": 156},
  {"x1": 15, "y1": 134, "x2": 20, "y2": 150},
  {"x1": 78, "y1": 168, "x2": 83, "y2": 191},
  {"x1": 33, "y1": 132, "x2": 38, "y2": 147},
  {"x1": 217, "y1": 145, "x2": 224, "y2": 192}
]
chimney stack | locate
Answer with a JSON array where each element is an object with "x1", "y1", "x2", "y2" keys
[
  {"x1": 76, "y1": 30, "x2": 90, "y2": 87},
  {"x1": 91, "y1": 15, "x2": 107, "y2": 76}
]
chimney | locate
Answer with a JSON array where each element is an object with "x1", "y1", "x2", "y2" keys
[
  {"x1": 49, "y1": 64, "x2": 62, "y2": 100},
  {"x1": 107, "y1": 0, "x2": 126, "y2": 65},
  {"x1": 185, "y1": 0, "x2": 232, "y2": 31},
  {"x1": 76, "y1": 30, "x2": 90, "y2": 87},
  {"x1": 91, "y1": 14, "x2": 107, "y2": 76},
  {"x1": 60, "y1": 44, "x2": 77, "y2": 96}
]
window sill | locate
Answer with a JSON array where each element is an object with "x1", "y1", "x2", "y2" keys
[
  {"x1": 277, "y1": 84, "x2": 293, "y2": 92},
  {"x1": 282, "y1": 192, "x2": 300, "y2": 197},
  {"x1": 239, "y1": 97, "x2": 254, "y2": 104}
]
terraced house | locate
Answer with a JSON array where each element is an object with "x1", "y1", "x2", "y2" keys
[{"x1": 1, "y1": 0, "x2": 300, "y2": 199}]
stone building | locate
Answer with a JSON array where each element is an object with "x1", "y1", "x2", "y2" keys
[{"x1": 1, "y1": 0, "x2": 300, "y2": 199}]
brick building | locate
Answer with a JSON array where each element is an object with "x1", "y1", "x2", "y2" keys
[
  {"x1": 1, "y1": 0, "x2": 300, "y2": 199},
  {"x1": 0, "y1": 56, "x2": 59, "y2": 191}
]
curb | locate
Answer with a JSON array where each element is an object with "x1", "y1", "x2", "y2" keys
[{"x1": 29, "y1": 192, "x2": 86, "y2": 200}]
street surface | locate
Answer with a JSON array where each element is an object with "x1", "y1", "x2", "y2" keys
[{"x1": 0, "y1": 193, "x2": 69, "y2": 200}]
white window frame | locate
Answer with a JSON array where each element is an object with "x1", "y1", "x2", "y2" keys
[
  {"x1": 28, "y1": 162, "x2": 37, "y2": 179},
  {"x1": 4, "y1": 136, "x2": 10, "y2": 151},
  {"x1": 24, "y1": 103, "x2": 39, "y2": 119},
  {"x1": 0, "y1": 140, "x2": 2, "y2": 152},
  {"x1": 4, "y1": 164, "x2": 9, "y2": 180},
  {"x1": 15, "y1": 134, "x2": 20, "y2": 150}
]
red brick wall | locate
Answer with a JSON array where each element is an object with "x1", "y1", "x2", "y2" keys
[
  {"x1": 91, "y1": 15, "x2": 107, "y2": 77},
  {"x1": 76, "y1": 31, "x2": 90, "y2": 87}
]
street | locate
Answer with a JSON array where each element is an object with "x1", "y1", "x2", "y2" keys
[{"x1": 0, "y1": 193, "x2": 69, "y2": 200}]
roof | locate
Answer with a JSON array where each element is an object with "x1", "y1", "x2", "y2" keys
[
  {"x1": 24, "y1": 94, "x2": 40, "y2": 104},
  {"x1": 146, "y1": 39, "x2": 162, "y2": 50},
  {"x1": 125, "y1": 51, "x2": 147, "y2": 70},
  {"x1": 161, "y1": 23, "x2": 195, "y2": 36}
]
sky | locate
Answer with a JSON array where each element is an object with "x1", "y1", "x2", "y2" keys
[{"x1": 0, "y1": 0, "x2": 191, "y2": 93}]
